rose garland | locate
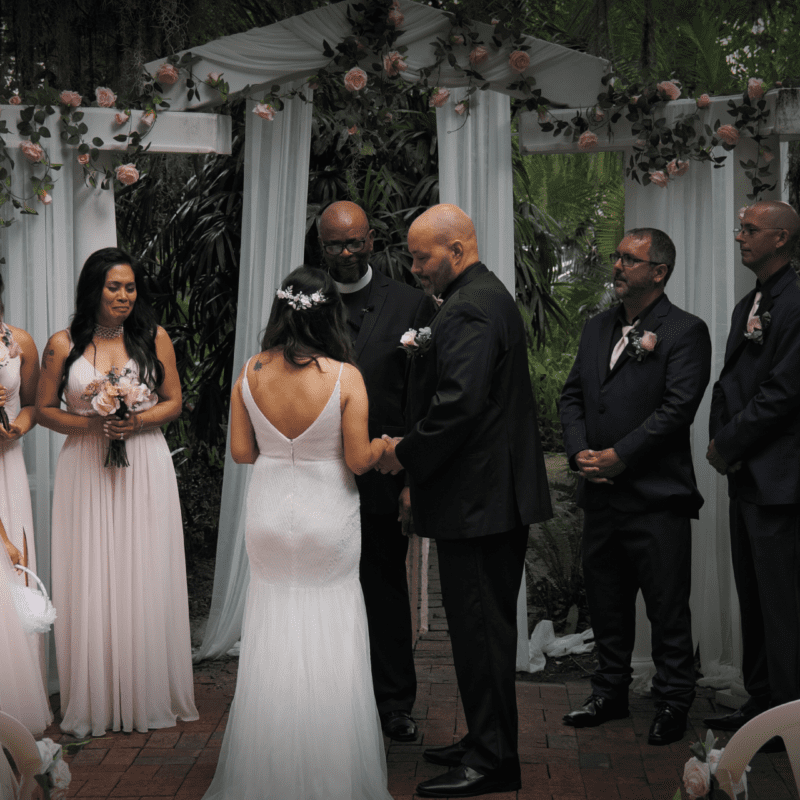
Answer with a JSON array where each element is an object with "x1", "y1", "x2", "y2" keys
[{"x1": 0, "y1": 0, "x2": 785, "y2": 232}]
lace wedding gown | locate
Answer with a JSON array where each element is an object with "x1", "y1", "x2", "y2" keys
[
  {"x1": 0, "y1": 328, "x2": 52, "y2": 736},
  {"x1": 51, "y1": 354, "x2": 198, "y2": 737},
  {"x1": 202, "y1": 362, "x2": 393, "y2": 800}
]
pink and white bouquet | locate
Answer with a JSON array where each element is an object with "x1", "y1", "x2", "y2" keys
[
  {"x1": 81, "y1": 366, "x2": 151, "y2": 467},
  {"x1": 0, "y1": 325, "x2": 22, "y2": 430},
  {"x1": 671, "y1": 730, "x2": 749, "y2": 799}
]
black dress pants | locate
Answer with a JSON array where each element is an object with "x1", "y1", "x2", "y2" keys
[
  {"x1": 582, "y1": 505, "x2": 695, "y2": 712},
  {"x1": 436, "y1": 525, "x2": 528, "y2": 778},
  {"x1": 730, "y1": 498, "x2": 800, "y2": 707},
  {"x1": 359, "y1": 510, "x2": 417, "y2": 716}
]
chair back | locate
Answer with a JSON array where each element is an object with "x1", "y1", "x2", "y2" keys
[
  {"x1": 715, "y1": 699, "x2": 800, "y2": 798},
  {"x1": 0, "y1": 712, "x2": 43, "y2": 800}
]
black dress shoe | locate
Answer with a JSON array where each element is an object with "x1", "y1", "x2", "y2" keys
[
  {"x1": 380, "y1": 710, "x2": 417, "y2": 741},
  {"x1": 648, "y1": 704, "x2": 687, "y2": 746},
  {"x1": 416, "y1": 766, "x2": 521, "y2": 798},
  {"x1": 562, "y1": 694, "x2": 629, "y2": 728},
  {"x1": 423, "y1": 740, "x2": 469, "y2": 767},
  {"x1": 702, "y1": 704, "x2": 767, "y2": 731}
]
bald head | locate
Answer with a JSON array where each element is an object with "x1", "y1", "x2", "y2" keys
[
  {"x1": 319, "y1": 201, "x2": 374, "y2": 284},
  {"x1": 737, "y1": 200, "x2": 800, "y2": 280},
  {"x1": 408, "y1": 204, "x2": 481, "y2": 296}
]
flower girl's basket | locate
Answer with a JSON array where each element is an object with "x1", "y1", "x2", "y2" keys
[{"x1": 9, "y1": 565, "x2": 57, "y2": 633}]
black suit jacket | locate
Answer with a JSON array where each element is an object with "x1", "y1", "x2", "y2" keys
[
  {"x1": 395, "y1": 262, "x2": 552, "y2": 540},
  {"x1": 560, "y1": 294, "x2": 711, "y2": 517},
  {"x1": 710, "y1": 266, "x2": 800, "y2": 505},
  {"x1": 352, "y1": 268, "x2": 437, "y2": 515}
]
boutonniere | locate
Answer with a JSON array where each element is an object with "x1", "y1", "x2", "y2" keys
[
  {"x1": 399, "y1": 326, "x2": 432, "y2": 357},
  {"x1": 433, "y1": 295, "x2": 444, "y2": 308},
  {"x1": 626, "y1": 328, "x2": 658, "y2": 361},
  {"x1": 744, "y1": 311, "x2": 771, "y2": 344}
]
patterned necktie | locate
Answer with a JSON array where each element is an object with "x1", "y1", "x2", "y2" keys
[{"x1": 609, "y1": 324, "x2": 635, "y2": 370}]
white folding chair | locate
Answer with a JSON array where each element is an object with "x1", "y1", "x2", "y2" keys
[
  {"x1": 715, "y1": 698, "x2": 800, "y2": 799},
  {"x1": 0, "y1": 712, "x2": 43, "y2": 800}
]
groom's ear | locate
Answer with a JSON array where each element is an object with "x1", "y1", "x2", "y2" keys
[{"x1": 450, "y1": 240, "x2": 464, "y2": 265}]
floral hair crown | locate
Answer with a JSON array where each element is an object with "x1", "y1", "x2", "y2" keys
[{"x1": 275, "y1": 285, "x2": 328, "y2": 311}]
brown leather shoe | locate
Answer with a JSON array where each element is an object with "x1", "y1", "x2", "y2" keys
[{"x1": 563, "y1": 694, "x2": 629, "y2": 728}]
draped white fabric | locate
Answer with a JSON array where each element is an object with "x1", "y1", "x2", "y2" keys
[
  {"x1": 622, "y1": 151, "x2": 744, "y2": 690},
  {"x1": 146, "y1": 1, "x2": 607, "y2": 113},
  {"x1": 194, "y1": 90, "x2": 313, "y2": 661}
]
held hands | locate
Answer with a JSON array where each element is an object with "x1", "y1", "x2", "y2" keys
[
  {"x1": 103, "y1": 412, "x2": 140, "y2": 441},
  {"x1": 377, "y1": 435, "x2": 404, "y2": 475},
  {"x1": 706, "y1": 439, "x2": 741, "y2": 475},
  {"x1": 575, "y1": 448, "x2": 626, "y2": 484}
]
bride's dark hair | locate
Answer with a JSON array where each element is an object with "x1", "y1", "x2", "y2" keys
[
  {"x1": 261, "y1": 266, "x2": 355, "y2": 366},
  {"x1": 59, "y1": 247, "x2": 165, "y2": 398}
]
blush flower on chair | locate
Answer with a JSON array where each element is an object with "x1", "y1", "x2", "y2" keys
[
  {"x1": 77, "y1": 153, "x2": 90, "y2": 165},
  {"x1": 578, "y1": 131, "x2": 598, "y2": 151},
  {"x1": 59, "y1": 90, "x2": 82, "y2": 107},
  {"x1": 648, "y1": 170, "x2": 669, "y2": 188},
  {"x1": 696, "y1": 93, "x2": 711, "y2": 108},
  {"x1": 140, "y1": 110, "x2": 156, "y2": 127},
  {"x1": 429, "y1": 88, "x2": 450, "y2": 108},
  {"x1": 114, "y1": 111, "x2": 130, "y2": 125},
  {"x1": 95, "y1": 87, "x2": 116, "y2": 108},
  {"x1": 156, "y1": 63, "x2": 180, "y2": 85},
  {"x1": 344, "y1": 67, "x2": 368, "y2": 92},
  {"x1": 253, "y1": 103, "x2": 276, "y2": 121},
  {"x1": 387, "y1": 1, "x2": 404, "y2": 27},
  {"x1": 454, "y1": 102, "x2": 468, "y2": 116},
  {"x1": 716, "y1": 124, "x2": 739, "y2": 146},
  {"x1": 20, "y1": 140, "x2": 44, "y2": 163},
  {"x1": 115, "y1": 164, "x2": 140, "y2": 186},
  {"x1": 747, "y1": 78, "x2": 765, "y2": 100},
  {"x1": 383, "y1": 51, "x2": 408, "y2": 77},
  {"x1": 667, "y1": 159, "x2": 690, "y2": 177},
  {"x1": 8, "y1": 94, "x2": 21, "y2": 105},
  {"x1": 38, "y1": 191, "x2": 52, "y2": 206},
  {"x1": 657, "y1": 80, "x2": 681, "y2": 101},
  {"x1": 469, "y1": 45, "x2": 489, "y2": 66},
  {"x1": 509, "y1": 50, "x2": 530, "y2": 74}
]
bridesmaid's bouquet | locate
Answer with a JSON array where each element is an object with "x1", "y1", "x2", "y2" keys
[
  {"x1": 81, "y1": 366, "x2": 151, "y2": 468},
  {"x1": 0, "y1": 324, "x2": 22, "y2": 430}
]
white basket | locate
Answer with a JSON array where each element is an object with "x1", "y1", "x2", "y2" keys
[{"x1": 8, "y1": 565, "x2": 57, "y2": 634}]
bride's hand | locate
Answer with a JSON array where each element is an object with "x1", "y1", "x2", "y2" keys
[{"x1": 2, "y1": 537, "x2": 25, "y2": 570}]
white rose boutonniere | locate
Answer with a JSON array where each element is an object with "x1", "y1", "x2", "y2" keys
[
  {"x1": 399, "y1": 326, "x2": 432, "y2": 357},
  {"x1": 626, "y1": 328, "x2": 658, "y2": 361},
  {"x1": 744, "y1": 310, "x2": 771, "y2": 344}
]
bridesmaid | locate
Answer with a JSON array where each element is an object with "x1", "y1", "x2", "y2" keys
[
  {"x1": 36, "y1": 247, "x2": 198, "y2": 737},
  {"x1": 0, "y1": 274, "x2": 51, "y2": 736}
]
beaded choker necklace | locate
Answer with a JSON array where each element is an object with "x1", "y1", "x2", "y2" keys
[{"x1": 94, "y1": 324, "x2": 125, "y2": 340}]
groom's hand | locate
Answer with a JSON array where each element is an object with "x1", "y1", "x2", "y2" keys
[
  {"x1": 576, "y1": 448, "x2": 625, "y2": 484},
  {"x1": 377, "y1": 435, "x2": 404, "y2": 475}
]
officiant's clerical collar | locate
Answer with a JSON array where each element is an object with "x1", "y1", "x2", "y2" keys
[{"x1": 335, "y1": 265, "x2": 372, "y2": 294}]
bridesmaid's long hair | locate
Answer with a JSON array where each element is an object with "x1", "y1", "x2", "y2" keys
[
  {"x1": 59, "y1": 247, "x2": 165, "y2": 398},
  {"x1": 261, "y1": 266, "x2": 355, "y2": 367}
]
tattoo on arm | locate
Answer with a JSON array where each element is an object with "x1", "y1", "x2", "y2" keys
[
  {"x1": 42, "y1": 348, "x2": 55, "y2": 371},
  {"x1": 253, "y1": 360, "x2": 263, "y2": 371}
]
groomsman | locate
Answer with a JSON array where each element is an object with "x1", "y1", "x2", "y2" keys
[
  {"x1": 319, "y1": 201, "x2": 436, "y2": 741},
  {"x1": 379, "y1": 204, "x2": 552, "y2": 798},
  {"x1": 705, "y1": 201, "x2": 800, "y2": 735},
  {"x1": 560, "y1": 228, "x2": 711, "y2": 745}
]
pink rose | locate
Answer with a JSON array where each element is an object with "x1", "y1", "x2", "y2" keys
[
  {"x1": 383, "y1": 51, "x2": 408, "y2": 77},
  {"x1": 253, "y1": 103, "x2": 275, "y2": 121},
  {"x1": 716, "y1": 124, "x2": 739, "y2": 145},
  {"x1": 667, "y1": 159, "x2": 689, "y2": 177},
  {"x1": 696, "y1": 93, "x2": 711, "y2": 108},
  {"x1": 683, "y1": 757, "x2": 711, "y2": 799},
  {"x1": 747, "y1": 315, "x2": 762, "y2": 333},
  {"x1": 400, "y1": 330, "x2": 417, "y2": 348},
  {"x1": 469, "y1": 46, "x2": 489, "y2": 66},
  {"x1": 60, "y1": 90, "x2": 82, "y2": 107},
  {"x1": 347, "y1": 125, "x2": 358, "y2": 136},
  {"x1": 141, "y1": 110, "x2": 156, "y2": 127},
  {"x1": 657, "y1": 80, "x2": 681, "y2": 101},
  {"x1": 429, "y1": 88, "x2": 450, "y2": 108},
  {"x1": 114, "y1": 111, "x2": 130, "y2": 125},
  {"x1": 77, "y1": 153, "x2": 90, "y2": 165},
  {"x1": 491, "y1": 18, "x2": 500, "y2": 25},
  {"x1": 207, "y1": 72, "x2": 222, "y2": 83},
  {"x1": 594, "y1": 106, "x2": 605, "y2": 121},
  {"x1": 640, "y1": 331, "x2": 657, "y2": 351},
  {"x1": 92, "y1": 389, "x2": 119, "y2": 416},
  {"x1": 156, "y1": 63, "x2": 179, "y2": 86},
  {"x1": 451, "y1": 35, "x2": 465, "y2": 45},
  {"x1": 648, "y1": 170, "x2": 669, "y2": 188},
  {"x1": 509, "y1": 50, "x2": 530, "y2": 74},
  {"x1": 454, "y1": 102, "x2": 467, "y2": 116},
  {"x1": 344, "y1": 67, "x2": 368, "y2": 92},
  {"x1": 8, "y1": 94, "x2": 21, "y2": 105},
  {"x1": 95, "y1": 86, "x2": 116, "y2": 107},
  {"x1": 578, "y1": 131, "x2": 598, "y2": 150},
  {"x1": 761, "y1": 148, "x2": 774, "y2": 163},
  {"x1": 387, "y1": 8, "x2": 404, "y2": 26},
  {"x1": 634, "y1": 139, "x2": 646, "y2": 149},
  {"x1": 384, "y1": 112, "x2": 393, "y2": 121},
  {"x1": 115, "y1": 164, "x2": 140, "y2": 186},
  {"x1": 20, "y1": 140, "x2": 44, "y2": 163},
  {"x1": 747, "y1": 77, "x2": 765, "y2": 100}
]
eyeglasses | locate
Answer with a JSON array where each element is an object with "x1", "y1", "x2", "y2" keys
[
  {"x1": 733, "y1": 226, "x2": 785, "y2": 237},
  {"x1": 609, "y1": 252, "x2": 658, "y2": 268},
  {"x1": 322, "y1": 238, "x2": 368, "y2": 256}
]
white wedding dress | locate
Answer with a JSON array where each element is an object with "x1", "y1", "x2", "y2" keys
[{"x1": 202, "y1": 361, "x2": 393, "y2": 800}]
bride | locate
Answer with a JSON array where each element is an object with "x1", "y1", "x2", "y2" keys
[{"x1": 203, "y1": 266, "x2": 393, "y2": 800}]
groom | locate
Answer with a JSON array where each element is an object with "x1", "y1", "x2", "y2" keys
[{"x1": 378, "y1": 204, "x2": 552, "y2": 798}]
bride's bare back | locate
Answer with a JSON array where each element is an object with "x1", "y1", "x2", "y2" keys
[{"x1": 230, "y1": 349, "x2": 386, "y2": 474}]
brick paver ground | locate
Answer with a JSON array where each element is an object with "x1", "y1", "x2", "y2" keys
[{"x1": 45, "y1": 542, "x2": 797, "y2": 800}]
